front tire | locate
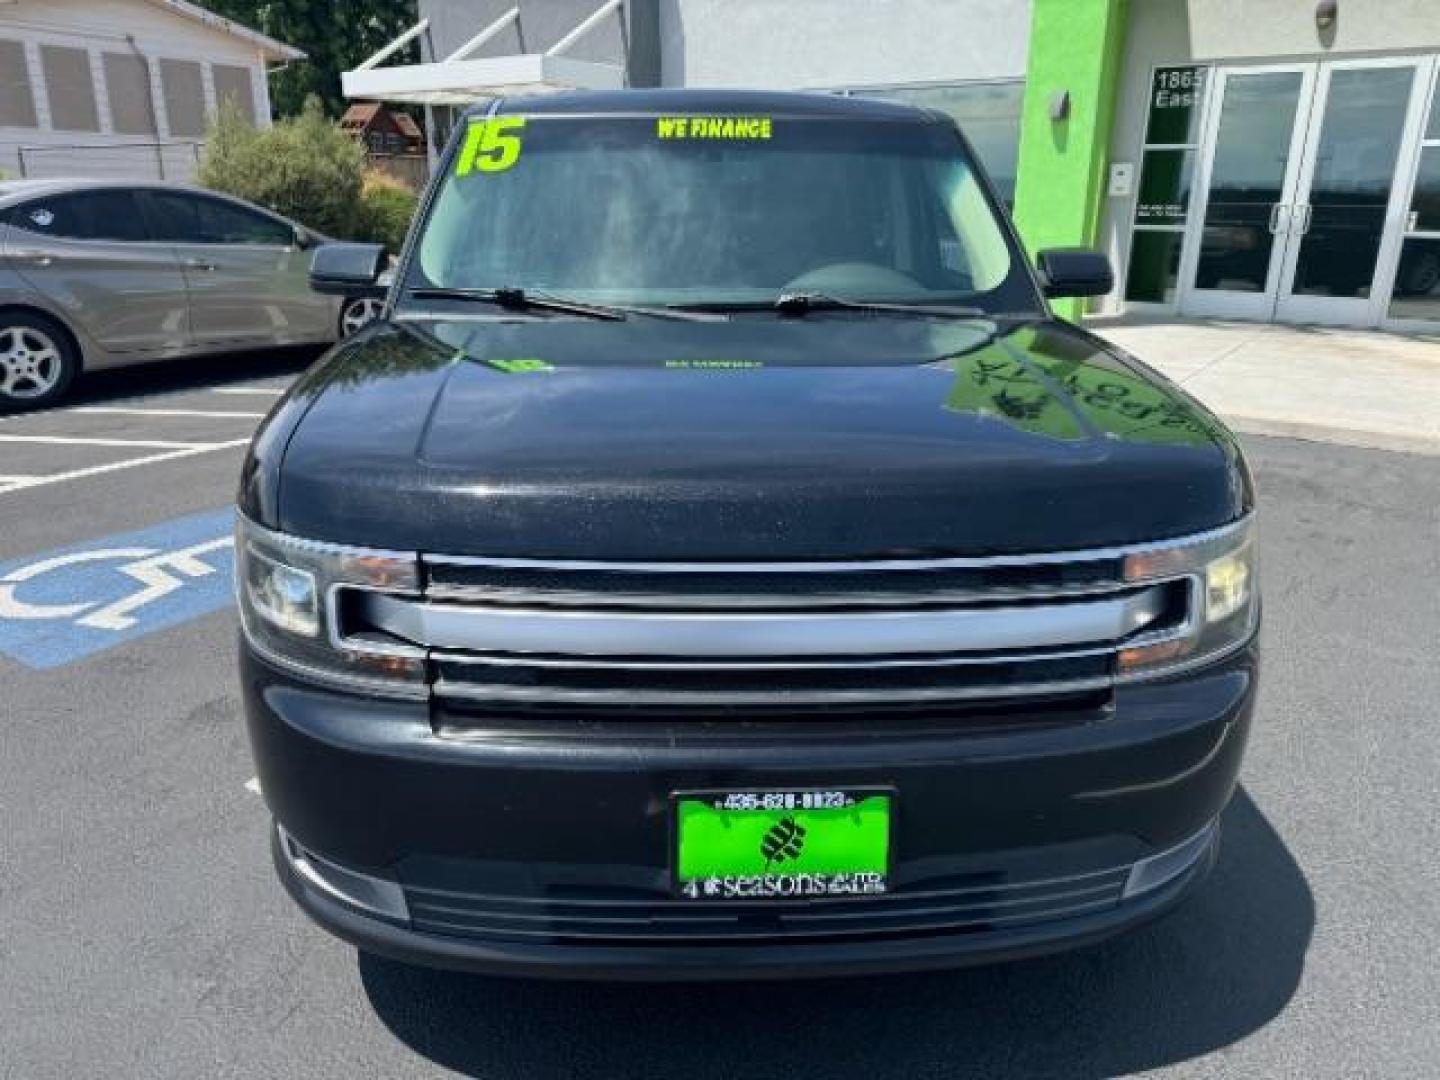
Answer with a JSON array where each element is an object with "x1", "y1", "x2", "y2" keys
[{"x1": 0, "y1": 312, "x2": 78, "y2": 411}]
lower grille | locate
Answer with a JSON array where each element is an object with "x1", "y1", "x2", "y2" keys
[
  {"x1": 404, "y1": 866, "x2": 1131, "y2": 947},
  {"x1": 431, "y1": 649, "x2": 1114, "y2": 706},
  {"x1": 431, "y1": 689, "x2": 1110, "y2": 740}
]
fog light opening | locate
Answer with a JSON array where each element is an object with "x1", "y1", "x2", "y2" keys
[
  {"x1": 1122, "y1": 822, "x2": 1216, "y2": 899},
  {"x1": 278, "y1": 825, "x2": 409, "y2": 921}
]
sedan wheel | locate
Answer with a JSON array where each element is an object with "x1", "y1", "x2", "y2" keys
[
  {"x1": 0, "y1": 318, "x2": 76, "y2": 410},
  {"x1": 340, "y1": 297, "x2": 385, "y2": 337}
]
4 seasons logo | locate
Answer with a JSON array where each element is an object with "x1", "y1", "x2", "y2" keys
[
  {"x1": 676, "y1": 790, "x2": 891, "y2": 899},
  {"x1": 760, "y1": 816, "x2": 808, "y2": 871}
]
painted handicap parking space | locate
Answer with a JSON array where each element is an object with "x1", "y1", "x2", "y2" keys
[{"x1": 0, "y1": 508, "x2": 236, "y2": 668}]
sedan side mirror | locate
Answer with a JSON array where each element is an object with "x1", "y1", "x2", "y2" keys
[
  {"x1": 1036, "y1": 248, "x2": 1114, "y2": 298},
  {"x1": 310, "y1": 243, "x2": 387, "y2": 296},
  {"x1": 292, "y1": 225, "x2": 318, "y2": 250}
]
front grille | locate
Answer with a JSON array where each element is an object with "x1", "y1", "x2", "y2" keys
[
  {"x1": 339, "y1": 549, "x2": 1194, "y2": 713},
  {"x1": 404, "y1": 864, "x2": 1132, "y2": 947}
]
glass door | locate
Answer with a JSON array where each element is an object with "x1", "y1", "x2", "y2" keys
[
  {"x1": 1383, "y1": 60, "x2": 1440, "y2": 329},
  {"x1": 1177, "y1": 56, "x2": 1435, "y2": 326},
  {"x1": 1180, "y1": 65, "x2": 1313, "y2": 321},
  {"x1": 1276, "y1": 57, "x2": 1429, "y2": 326}
]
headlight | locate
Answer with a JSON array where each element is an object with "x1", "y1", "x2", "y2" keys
[
  {"x1": 1117, "y1": 516, "x2": 1259, "y2": 680},
  {"x1": 1205, "y1": 548, "x2": 1251, "y2": 623},
  {"x1": 243, "y1": 547, "x2": 319, "y2": 637},
  {"x1": 236, "y1": 514, "x2": 426, "y2": 696}
]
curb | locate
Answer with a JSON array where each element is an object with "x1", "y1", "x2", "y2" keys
[{"x1": 1223, "y1": 414, "x2": 1440, "y2": 457}]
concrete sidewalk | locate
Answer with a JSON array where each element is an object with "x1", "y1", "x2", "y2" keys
[{"x1": 1090, "y1": 316, "x2": 1440, "y2": 456}]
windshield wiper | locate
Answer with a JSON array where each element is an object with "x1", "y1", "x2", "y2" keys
[
  {"x1": 773, "y1": 292, "x2": 994, "y2": 319},
  {"x1": 404, "y1": 287, "x2": 721, "y2": 322},
  {"x1": 405, "y1": 287, "x2": 624, "y2": 320}
]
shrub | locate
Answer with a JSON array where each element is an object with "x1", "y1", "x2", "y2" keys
[
  {"x1": 355, "y1": 170, "x2": 419, "y2": 254},
  {"x1": 197, "y1": 96, "x2": 365, "y2": 239}
]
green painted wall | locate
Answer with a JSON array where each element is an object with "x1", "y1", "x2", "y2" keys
[{"x1": 1012, "y1": 0, "x2": 1129, "y2": 319}]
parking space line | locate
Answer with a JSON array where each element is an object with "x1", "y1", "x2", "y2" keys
[
  {"x1": 211, "y1": 387, "x2": 287, "y2": 397},
  {"x1": 70, "y1": 407, "x2": 269, "y2": 420},
  {"x1": 0, "y1": 434, "x2": 213, "y2": 450},
  {"x1": 0, "y1": 439, "x2": 252, "y2": 495}
]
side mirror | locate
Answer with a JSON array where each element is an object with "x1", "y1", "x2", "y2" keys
[
  {"x1": 1036, "y1": 247, "x2": 1114, "y2": 298},
  {"x1": 309, "y1": 242, "x2": 387, "y2": 296},
  {"x1": 292, "y1": 225, "x2": 317, "y2": 250}
]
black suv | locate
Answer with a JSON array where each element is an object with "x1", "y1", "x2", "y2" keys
[{"x1": 237, "y1": 90, "x2": 1259, "y2": 980}]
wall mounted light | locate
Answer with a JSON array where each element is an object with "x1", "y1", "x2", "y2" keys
[
  {"x1": 1315, "y1": 0, "x2": 1338, "y2": 31},
  {"x1": 1049, "y1": 90, "x2": 1070, "y2": 121}
]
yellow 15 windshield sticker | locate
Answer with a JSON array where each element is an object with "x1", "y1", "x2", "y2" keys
[
  {"x1": 656, "y1": 116, "x2": 773, "y2": 140},
  {"x1": 455, "y1": 117, "x2": 526, "y2": 176}
]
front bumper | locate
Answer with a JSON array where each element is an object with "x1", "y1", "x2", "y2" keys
[{"x1": 242, "y1": 641, "x2": 1257, "y2": 980}]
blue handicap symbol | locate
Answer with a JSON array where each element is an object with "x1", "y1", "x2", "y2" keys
[{"x1": 0, "y1": 507, "x2": 237, "y2": 669}]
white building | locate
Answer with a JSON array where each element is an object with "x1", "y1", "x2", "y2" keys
[{"x1": 0, "y1": 0, "x2": 302, "y2": 182}]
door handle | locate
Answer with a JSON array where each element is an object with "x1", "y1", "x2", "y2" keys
[
  {"x1": 1267, "y1": 204, "x2": 1287, "y2": 234},
  {"x1": 184, "y1": 257, "x2": 216, "y2": 272}
]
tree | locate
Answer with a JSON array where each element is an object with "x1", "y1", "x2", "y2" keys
[
  {"x1": 198, "y1": 97, "x2": 365, "y2": 236},
  {"x1": 197, "y1": 97, "x2": 418, "y2": 250},
  {"x1": 202, "y1": 0, "x2": 420, "y2": 118}
]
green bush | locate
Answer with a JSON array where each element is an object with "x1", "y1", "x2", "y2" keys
[
  {"x1": 355, "y1": 173, "x2": 419, "y2": 254},
  {"x1": 197, "y1": 96, "x2": 365, "y2": 238}
]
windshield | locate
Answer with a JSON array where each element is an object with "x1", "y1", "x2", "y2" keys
[{"x1": 406, "y1": 112, "x2": 1038, "y2": 313}]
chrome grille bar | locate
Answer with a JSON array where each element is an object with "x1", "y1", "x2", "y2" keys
[{"x1": 362, "y1": 587, "x2": 1165, "y2": 659}]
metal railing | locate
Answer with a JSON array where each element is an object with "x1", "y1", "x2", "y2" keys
[{"x1": 16, "y1": 140, "x2": 204, "y2": 181}]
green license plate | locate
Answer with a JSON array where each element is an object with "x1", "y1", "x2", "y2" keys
[{"x1": 673, "y1": 789, "x2": 892, "y2": 900}]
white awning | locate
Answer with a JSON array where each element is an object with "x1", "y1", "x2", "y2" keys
[
  {"x1": 342, "y1": 54, "x2": 625, "y2": 106},
  {"x1": 341, "y1": 1, "x2": 626, "y2": 106}
]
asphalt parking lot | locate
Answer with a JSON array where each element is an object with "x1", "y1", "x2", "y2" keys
[{"x1": 1, "y1": 351, "x2": 1437, "y2": 1079}]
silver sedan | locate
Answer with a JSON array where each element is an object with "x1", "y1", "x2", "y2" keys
[{"x1": 0, "y1": 179, "x2": 378, "y2": 409}]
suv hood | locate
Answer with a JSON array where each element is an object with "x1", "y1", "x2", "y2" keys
[{"x1": 265, "y1": 316, "x2": 1250, "y2": 559}]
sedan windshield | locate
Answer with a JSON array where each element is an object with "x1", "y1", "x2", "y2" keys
[{"x1": 407, "y1": 111, "x2": 1037, "y2": 314}]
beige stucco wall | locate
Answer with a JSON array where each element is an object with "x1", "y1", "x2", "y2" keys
[
  {"x1": 658, "y1": 0, "x2": 1032, "y2": 89},
  {"x1": 1097, "y1": 0, "x2": 1440, "y2": 314}
]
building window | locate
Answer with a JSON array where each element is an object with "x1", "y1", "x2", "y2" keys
[
  {"x1": 839, "y1": 81, "x2": 1025, "y2": 206},
  {"x1": 103, "y1": 52, "x2": 157, "y2": 135},
  {"x1": 1389, "y1": 75, "x2": 1440, "y2": 323},
  {"x1": 41, "y1": 45, "x2": 100, "y2": 133},
  {"x1": 160, "y1": 59, "x2": 205, "y2": 138},
  {"x1": 0, "y1": 39, "x2": 39, "y2": 129},
  {"x1": 212, "y1": 64, "x2": 255, "y2": 123},
  {"x1": 1124, "y1": 65, "x2": 1210, "y2": 304}
]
